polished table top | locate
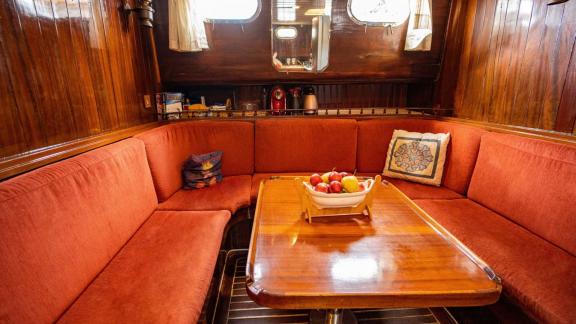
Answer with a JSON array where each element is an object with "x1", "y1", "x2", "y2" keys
[{"x1": 246, "y1": 177, "x2": 501, "y2": 309}]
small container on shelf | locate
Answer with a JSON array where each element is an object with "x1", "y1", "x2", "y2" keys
[{"x1": 156, "y1": 92, "x2": 183, "y2": 120}]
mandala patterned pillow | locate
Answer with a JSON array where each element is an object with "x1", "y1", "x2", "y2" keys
[{"x1": 383, "y1": 130, "x2": 450, "y2": 186}]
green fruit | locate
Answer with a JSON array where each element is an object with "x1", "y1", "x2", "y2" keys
[
  {"x1": 321, "y1": 172, "x2": 331, "y2": 184},
  {"x1": 341, "y1": 175, "x2": 359, "y2": 193}
]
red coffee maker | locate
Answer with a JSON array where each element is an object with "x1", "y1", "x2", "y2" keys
[{"x1": 270, "y1": 86, "x2": 286, "y2": 115}]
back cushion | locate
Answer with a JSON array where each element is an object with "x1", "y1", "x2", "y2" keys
[
  {"x1": 468, "y1": 133, "x2": 576, "y2": 255},
  {"x1": 255, "y1": 119, "x2": 357, "y2": 172},
  {"x1": 357, "y1": 119, "x2": 486, "y2": 195},
  {"x1": 135, "y1": 121, "x2": 254, "y2": 201},
  {"x1": 0, "y1": 139, "x2": 157, "y2": 323}
]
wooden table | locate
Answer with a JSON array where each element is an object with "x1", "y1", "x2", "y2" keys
[{"x1": 246, "y1": 177, "x2": 501, "y2": 323}]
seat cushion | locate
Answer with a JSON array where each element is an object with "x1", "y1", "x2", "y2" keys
[
  {"x1": 159, "y1": 175, "x2": 251, "y2": 213},
  {"x1": 415, "y1": 199, "x2": 576, "y2": 324},
  {"x1": 59, "y1": 210, "x2": 230, "y2": 324},
  {"x1": 468, "y1": 133, "x2": 576, "y2": 256},
  {"x1": 135, "y1": 121, "x2": 254, "y2": 202},
  {"x1": 255, "y1": 119, "x2": 358, "y2": 173},
  {"x1": 251, "y1": 173, "x2": 312, "y2": 204},
  {"x1": 357, "y1": 119, "x2": 486, "y2": 195},
  {"x1": 385, "y1": 177, "x2": 463, "y2": 200},
  {"x1": 0, "y1": 139, "x2": 157, "y2": 324},
  {"x1": 356, "y1": 173, "x2": 463, "y2": 200}
]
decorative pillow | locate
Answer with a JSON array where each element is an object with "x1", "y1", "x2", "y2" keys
[
  {"x1": 182, "y1": 151, "x2": 223, "y2": 190},
  {"x1": 383, "y1": 130, "x2": 450, "y2": 186}
]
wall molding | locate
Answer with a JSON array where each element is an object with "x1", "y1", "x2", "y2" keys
[
  {"x1": 438, "y1": 117, "x2": 576, "y2": 146},
  {"x1": 0, "y1": 122, "x2": 160, "y2": 181}
]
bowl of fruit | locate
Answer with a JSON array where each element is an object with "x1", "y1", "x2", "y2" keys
[{"x1": 303, "y1": 170, "x2": 376, "y2": 209}]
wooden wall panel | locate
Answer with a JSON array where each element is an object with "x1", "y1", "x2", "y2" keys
[
  {"x1": 155, "y1": 0, "x2": 451, "y2": 84},
  {"x1": 434, "y1": 0, "x2": 470, "y2": 112},
  {"x1": 555, "y1": 40, "x2": 576, "y2": 133},
  {"x1": 0, "y1": 0, "x2": 158, "y2": 160},
  {"x1": 446, "y1": 0, "x2": 576, "y2": 132}
]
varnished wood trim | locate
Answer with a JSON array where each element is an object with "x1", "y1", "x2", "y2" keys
[
  {"x1": 0, "y1": 122, "x2": 161, "y2": 181},
  {"x1": 437, "y1": 117, "x2": 576, "y2": 146},
  {"x1": 245, "y1": 178, "x2": 266, "y2": 289}
]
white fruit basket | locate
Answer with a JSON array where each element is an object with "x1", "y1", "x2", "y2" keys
[{"x1": 302, "y1": 178, "x2": 376, "y2": 209}]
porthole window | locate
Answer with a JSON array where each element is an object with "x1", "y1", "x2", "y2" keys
[
  {"x1": 197, "y1": 0, "x2": 261, "y2": 22},
  {"x1": 347, "y1": 0, "x2": 410, "y2": 27},
  {"x1": 275, "y1": 26, "x2": 298, "y2": 39}
]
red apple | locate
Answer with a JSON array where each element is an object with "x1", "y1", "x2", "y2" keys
[
  {"x1": 339, "y1": 172, "x2": 349, "y2": 178},
  {"x1": 309, "y1": 173, "x2": 322, "y2": 186},
  {"x1": 328, "y1": 171, "x2": 342, "y2": 183},
  {"x1": 315, "y1": 183, "x2": 329, "y2": 193},
  {"x1": 358, "y1": 182, "x2": 366, "y2": 192},
  {"x1": 329, "y1": 181, "x2": 342, "y2": 193}
]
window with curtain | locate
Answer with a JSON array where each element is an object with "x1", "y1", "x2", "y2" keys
[
  {"x1": 404, "y1": 0, "x2": 432, "y2": 51},
  {"x1": 198, "y1": 0, "x2": 260, "y2": 21},
  {"x1": 347, "y1": 0, "x2": 410, "y2": 27},
  {"x1": 169, "y1": 0, "x2": 261, "y2": 52}
]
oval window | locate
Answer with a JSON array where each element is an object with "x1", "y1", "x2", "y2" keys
[
  {"x1": 347, "y1": 0, "x2": 410, "y2": 27},
  {"x1": 275, "y1": 26, "x2": 298, "y2": 39},
  {"x1": 197, "y1": 0, "x2": 261, "y2": 22}
]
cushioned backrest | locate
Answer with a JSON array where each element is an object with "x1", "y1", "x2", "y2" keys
[
  {"x1": 357, "y1": 119, "x2": 486, "y2": 195},
  {"x1": 135, "y1": 121, "x2": 254, "y2": 201},
  {"x1": 0, "y1": 139, "x2": 157, "y2": 323},
  {"x1": 255, "y1": 119, "x2": 358, "y2": 172},
  {"x1": 468, "y1": 133, "x2": 576, "y2": 256}
]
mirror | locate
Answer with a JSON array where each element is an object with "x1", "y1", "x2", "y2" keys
[{"x1": 271, "y1": 0, "x2": 332, "y2": 73}]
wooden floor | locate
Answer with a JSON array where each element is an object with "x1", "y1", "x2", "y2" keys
[{"x1": 213, "y1": 250, "x2": 457, "y2": 324}]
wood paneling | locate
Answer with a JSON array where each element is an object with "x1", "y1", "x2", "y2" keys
[
  {"x1": 0, "y1": 0, "x2": 158, "y2": 159},
  {"x1": 154, "y1": 0, "x2": 451, "y2": 84},
  {"x1": 0, "y1": 122, "x2": 160, "y2": 181},
  {"x1": 444, "y1": 0, "x2": 576, "y2": 132},
  {"x1": 434, "y1": 0, "x2": 470, "y2": 111}
]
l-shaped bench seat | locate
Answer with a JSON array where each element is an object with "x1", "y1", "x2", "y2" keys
[
  {"x1": 1, "y1": 118, "x2": 574, "y2": 323},
  {"x1": 0, "y1": 139, "x2": 230, "y2": 323}
]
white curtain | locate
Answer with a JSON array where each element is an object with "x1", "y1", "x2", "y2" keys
[
  {"x1": 169, "y1": 0, "x2": 209, "y2": 52},
  {"x1": 404, "y1": 0, "x2": 432, "y2": 51}
]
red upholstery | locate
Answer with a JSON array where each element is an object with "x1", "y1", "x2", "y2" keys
[
  {"x1": 355, "y1": 173, "x2": 463, "y2": 200},
  {"x1": 357, "y1": 119, "x2": 486, "y2": 195},
  {"x1": 159, "y1": 175, "x2": 251, "y2": 213},
  {"x1": 415, "y1": 199, "x2": 576, "y2": 324},
  {"x1": 135, "y1": 121, "x2": 254, "y2": 202},
  {"x1": 385, "y1": 177, "x2": 463, "y2": 200},
  {"x1": 468, "y1": 133, "x2": 576, "y2": 256},
  {"x1": 59, "y1": 210, "x2": 230, "y2": 324},
  {"x1": 255, "y1": 119, "x2": 358, "y2": 173},
  {"x1": 251, "y1": 173, "x2": 311, "y2": 203},
  {"x1": 0, "y1": 139, "x2": 157, "y2": 324}
]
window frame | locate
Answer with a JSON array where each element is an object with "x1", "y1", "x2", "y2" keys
[
  {"x1": 201, "y1": 0, "x2": 262, "y2": 24},
  {"x1": 346, "y1": 0, "x2": 410, "y2": 27}
]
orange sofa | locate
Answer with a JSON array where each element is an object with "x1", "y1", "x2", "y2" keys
[
  {"x1": 0, "y1": 139, "x2": 230, "y2": 323},
  {"x1": 135, "y1": 121, "x2": 254, "y2": 213},
  {"x1": 1, "y1": 118, "x2": 574, "y2": 323},
  {"x1": 355, "y1": 119, "x2": 576, "y2": 323}
]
